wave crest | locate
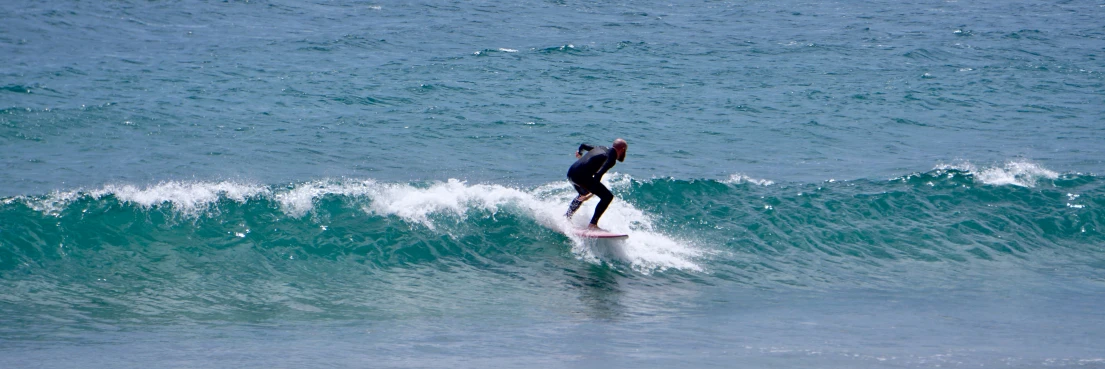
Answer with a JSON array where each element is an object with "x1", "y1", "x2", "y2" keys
[{"x1": 934, "y1": 160, "x2": 1059, "y2": 187}]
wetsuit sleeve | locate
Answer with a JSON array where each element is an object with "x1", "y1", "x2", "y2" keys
[{"x1": 577, "y1": 143, "x2": 594, "y2": 155}]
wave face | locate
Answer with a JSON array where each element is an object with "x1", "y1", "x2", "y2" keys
[{"x1": 2, "y1": 164, "x2": 1103, "y2": 322}]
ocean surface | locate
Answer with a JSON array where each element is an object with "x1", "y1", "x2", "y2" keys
[{"x1": 2, "y1": 0, "x2": 1104, "y2": 367}]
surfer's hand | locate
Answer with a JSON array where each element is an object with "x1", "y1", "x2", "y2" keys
[{"x1": 575, "y1": 152, "x2": 582, "y2": 158}]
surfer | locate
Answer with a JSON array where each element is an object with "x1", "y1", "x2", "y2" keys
[{"x1": 565, "y1": 138, "x2": 628, "y2": 229}]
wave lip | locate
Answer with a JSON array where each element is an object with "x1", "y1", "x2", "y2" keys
[
  {"x1": 274, "y1": 179, "x2": 378, "y2": 218},
  {"x1": 934, "y1": 160, "x2": 1059, "y2": 187},
  {"x1": 97, "y1": 181, "x2": 270, "y2": 216}
]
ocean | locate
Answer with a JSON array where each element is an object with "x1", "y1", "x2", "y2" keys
[{"x1": 2, "y1": 0, "x2": 1104, "y2": 367}]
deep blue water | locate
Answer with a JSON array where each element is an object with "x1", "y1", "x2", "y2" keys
[{"x1": 2, "y1": 0, "x2": 1104, "y2": 368}]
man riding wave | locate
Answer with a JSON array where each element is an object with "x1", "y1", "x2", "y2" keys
[{"x1": 565, "y1": 138, "x2": 628, "y2": 230}]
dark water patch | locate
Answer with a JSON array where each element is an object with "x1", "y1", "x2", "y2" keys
[
  {"x1": 1, "y1": 85, "x2": 35, "y2": 94},
  {"x1": 331, "y1": 95, "x2": 411, "y2": 106},
  {"x1": 903, "y1": 48, "x2": 958, "y2": 62}
]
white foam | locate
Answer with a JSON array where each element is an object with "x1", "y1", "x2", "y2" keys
[
  {"x1": 567, "y1": 200, "x2": 704, "y2": 273},
  {"x1": 274, "y1": 179, "x2": 377, "y2": 218},
  {"x1": 21, "y1": 190, "x2": 83, "y2": 216},
  {"x1": 94, "y1": 181, "x2": 269, "y2": 216},
  {"x1": 538, "y1": 175, "x2": 704, "y2": 273},
  {"x1": 935, "y1": 160, "x2": 1058, "y2": 187},
  {"x1": 724, "y1": 173, "x2": 775, "y2": 186},
  {"x1": 347, "y1": 176, "x2": 703, "y2": 273},
  {"x1": 976, "y1": 161, "x2": 1059, "y2": 187},
  {"x1": 363, "y1": 178, "x2": 536, "y2": 229}
]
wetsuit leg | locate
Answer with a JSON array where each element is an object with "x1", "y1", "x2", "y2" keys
[
  {"x1": 587, "y1": 180, "x2": 614, "y2": 226},
  {"x1": 565, "y1": 182, "x2": 589, "y2": 218}
]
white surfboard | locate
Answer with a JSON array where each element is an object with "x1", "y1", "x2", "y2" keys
[{"x1": 572, "y1": 228, "x2": 629, "y2": 239}]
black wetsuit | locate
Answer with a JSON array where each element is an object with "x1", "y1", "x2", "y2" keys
[{"x1": 565, "y1": 143, "x2": 618, "y2": 225}]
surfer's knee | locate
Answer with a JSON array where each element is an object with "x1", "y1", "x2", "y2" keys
[
  {"x1": 596, "y1": 195, "x2": 613, "y2": 208},
  {"x1": 591, "y1": 185, "x2": 612, "y2": 199},
  {"x1": 597, "y1": 191, "x2": 613, "y2": 202}
]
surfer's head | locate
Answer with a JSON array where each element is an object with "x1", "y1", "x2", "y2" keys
[{"x1": 612, "y1": 138, "x2": 627, "y2": 162}]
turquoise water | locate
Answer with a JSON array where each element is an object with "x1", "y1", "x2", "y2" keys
[{"x1": 3, "y1": 0, "x2": 1105, "y2": 367}]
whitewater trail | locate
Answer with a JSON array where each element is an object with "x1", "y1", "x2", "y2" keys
[{"x1": 359, "y1": 176, "x2": 705, "y2": 273}]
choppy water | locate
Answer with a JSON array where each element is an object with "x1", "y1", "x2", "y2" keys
[{"x1": 2, "y1": 0, "x2": 1104, "y2": 368}]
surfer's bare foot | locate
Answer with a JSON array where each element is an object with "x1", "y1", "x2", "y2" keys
[{"x1": 587, "y1": 223, "x2": 602, "y2": 230}]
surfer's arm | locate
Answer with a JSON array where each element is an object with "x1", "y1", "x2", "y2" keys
[
  {"x1": 594, "y1": 152, "x2": 616, "y2": 179},
  {"x1": 576, "y1": 143, "x2": 594, "y2": 156}
]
